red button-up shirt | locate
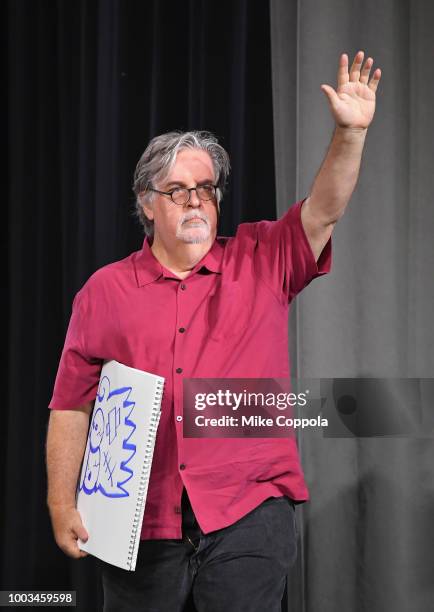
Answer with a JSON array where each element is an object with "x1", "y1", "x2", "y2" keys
[{"x1": 49, "y1": 199, "x2": 331, "y2": 539}]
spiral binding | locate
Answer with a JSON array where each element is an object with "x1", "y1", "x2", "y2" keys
[{"x1": 127, "y1": 377, "x2": 164, "y2": 570}]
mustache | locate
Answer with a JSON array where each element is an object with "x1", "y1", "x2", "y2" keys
[{"x1": 180, "y1": 211, "x2": 210, "y2": 226}]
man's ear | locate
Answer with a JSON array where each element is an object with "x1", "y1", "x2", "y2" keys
[{"x1": 140, "y1": 193, "x2": 154, "y2": 221}]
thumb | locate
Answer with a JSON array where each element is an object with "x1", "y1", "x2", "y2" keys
[
  {"x1": 73, "y1": 517, "x2": 89, "y2": 542},
  {"x1": 320, "y1": 84, "x2": 339, "y2": 106}
]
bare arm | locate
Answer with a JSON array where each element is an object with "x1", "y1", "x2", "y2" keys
[
  {"x1": 301, "y1": 51, "x2": 382, "y2": 261},
  {"x1": 46, "y1": 403, "x2": 93, "y2": 559},
  {"x1": 302, "y1": 126, "x2": 367, "y2": 260}
]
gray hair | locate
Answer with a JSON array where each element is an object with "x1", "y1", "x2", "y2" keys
[{"x1": 132, "y1": 130, "x2": 230, "y2": 236}]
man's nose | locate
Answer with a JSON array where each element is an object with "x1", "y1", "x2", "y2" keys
[{"x1": 187, "y1": 188, "x2": 201, "y2": 208}]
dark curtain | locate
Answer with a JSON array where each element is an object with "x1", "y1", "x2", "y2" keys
[{"x1": 5, "y1": 1, "x2": 277, "y2": 610}]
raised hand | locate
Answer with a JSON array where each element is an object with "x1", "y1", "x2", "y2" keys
[{"x1": 321, "y1": 51, "x2": 382, "y2": 130}]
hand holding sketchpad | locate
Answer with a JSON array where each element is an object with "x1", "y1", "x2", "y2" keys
[{"x1": 76, "y1": 360, "x2": 164, "y2": 570}]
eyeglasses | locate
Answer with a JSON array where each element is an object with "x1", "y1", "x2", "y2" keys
[{"x1": 148, "y1": 184, "x2": 218, "y2": 206}]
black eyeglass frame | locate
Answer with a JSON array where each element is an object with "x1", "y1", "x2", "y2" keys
[{"x1": 148, "y1": 184, "x2": 218, "y2": 206}]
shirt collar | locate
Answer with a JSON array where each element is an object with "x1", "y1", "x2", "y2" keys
[{"x1": 135, "y1": 237, "x2": 224, "y2": 287}]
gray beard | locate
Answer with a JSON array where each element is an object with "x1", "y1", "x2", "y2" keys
[
  {"x1": 177, "y1": 231, "x2": 210, "y2": 244},
  {"x1": 176, "y1": 217, "x2": 211, "y2": 244}
]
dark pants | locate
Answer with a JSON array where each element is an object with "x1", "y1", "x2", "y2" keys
[{"x1": 99, "y1": 489, "x2": 298, "y2": 612}]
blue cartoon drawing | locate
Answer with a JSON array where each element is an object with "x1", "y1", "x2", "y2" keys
[{"x1": 79, "y1": 374, "x2": 136, "y2": 498}]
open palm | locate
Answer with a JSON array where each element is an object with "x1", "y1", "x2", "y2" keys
[{"x1": 321, "y1": 51, "x2": 382, "y2": 129}]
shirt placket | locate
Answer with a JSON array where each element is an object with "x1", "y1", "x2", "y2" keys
[{"x1": 173, "y1": 280, "x2": 189, "y2": 476}]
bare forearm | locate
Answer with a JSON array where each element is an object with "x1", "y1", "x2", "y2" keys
[
  {"x1": 46, "y1": 405, "x2": 92, "y2": 509},
  {"x1": 308, "y1": 126, "x2": 367, "y2": 225}
]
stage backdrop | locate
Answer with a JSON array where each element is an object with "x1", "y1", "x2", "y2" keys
[
  {"x1": 4, "y1": 1, "x2": 434, "y2": 611},
  {"x1": 270, "y1": 1, "x2": 434, "y2": 611},
  {"x1": 5, "y1": 1, "x2": 275, "y2": 610}
]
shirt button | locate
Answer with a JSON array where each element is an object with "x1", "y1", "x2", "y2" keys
[
  {"x1": 176, "y1": 415, "x2": 183, "y2": 422},
  {"x1": 176, "y1": 367, "x2": 183, "y2": 374},
  {"x1": 174, "y1": 505, "x2": 182, "y2": 514},
  {"x1": 178, "y1": 327, "x2": 185, "y2": 333},
  {"x1": 180, "y1": 284, "x2": 186, "y2": 290},
  {"x1": 180, "y1": 463, "x2": 186, "y2": 470}
]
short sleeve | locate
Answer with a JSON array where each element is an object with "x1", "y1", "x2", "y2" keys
[
  {"x1": 49, "y1": 288, "x2": 102, "y2": 410},
  {"x1": 254, "y1": 199, "x2": 332, "y2": 303}
]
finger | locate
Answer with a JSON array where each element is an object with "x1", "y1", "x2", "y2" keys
[
  {"x1": 360, "y1": 57, "x2": 373, "y2": 84},
  {"x1": 74, "y1": 534, "x2": 89, "y2": 557},
  {"x1": 368, "y1": 68, "x2": 382, "y2": 92},
  {"x1": 71, "y1": 530, "x2": 89, "y2": 558},
  {"x1": 349, "y1": 50, "x2": 364, "y2": 82},
  {"x1": 72, "y1": 516, "x2": 89, "y2": 542},
  {"x1": 74, "y1": 524, "x2": 89, "y2": 542},
  {"x1": 321, "y1": 84, "x2": 340, "y2": 108},
  {"x1": 67, "y1": 547, "x2": 88, "y2": 559},
  {"x1": 59, "y1": 539, "x2": 89, "y2": 559},
  {"x1": 68, "y1": 547, "x2": 88, "y2": 559},
  {"x1": 337, "y1": 53, "x2": 349, "y2": 88}
]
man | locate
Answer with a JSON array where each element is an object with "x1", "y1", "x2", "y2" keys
[{"x1": 46, "y1": 51, "x2": 381, "y2": 611}]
